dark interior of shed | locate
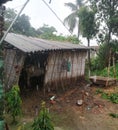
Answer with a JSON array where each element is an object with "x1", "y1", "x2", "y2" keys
[{"x1": 19, "y1": 52, "x2": 48, "y2": 91}]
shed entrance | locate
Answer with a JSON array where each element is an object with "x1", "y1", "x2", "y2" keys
[{"x1": 19, "y1": 52, "x2": 48, "y2": 91}]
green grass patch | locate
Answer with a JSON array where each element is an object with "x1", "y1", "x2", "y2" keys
[
  {"x1": 109, "y1": 113, "x2": 118, "y2": 118},
  {"x1": 92, "y1": 63, "x2": 118, "y2": 79},
  {"x1": 96, "y1": 89, "x2": 118, "y2": 104}
]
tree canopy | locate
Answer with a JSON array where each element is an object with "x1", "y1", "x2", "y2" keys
[
  {"x1": 13, "y1": 14, "x2": 31, "y2": 36},
  {"x1": 78, "y1": 6, "x2": 97, "y2": 74},
  {"x1": 78, "y1": 7, "x2": 97, "y2": 43},
  {"x1": 38, "y1": 24, "x2": 57, "y2": 39},
  {"x1": 89, "y1": 0, "x2": 118, "y2": 44},
  {"x1": 4, "y1": 8, "x2": 37, "y2": 36},
  {"x1": 4, "y1": 8, "x2": 80, "y2": 44}
]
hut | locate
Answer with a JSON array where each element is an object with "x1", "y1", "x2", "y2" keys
[{"x1": 4, "y1": 33, "x2": 89, "y2": 91}]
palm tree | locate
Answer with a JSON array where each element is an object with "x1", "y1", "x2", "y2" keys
[{"x1": 64, "y1": 0, "x2": 83, "y2": 39}]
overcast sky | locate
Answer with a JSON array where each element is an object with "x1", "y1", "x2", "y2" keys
[
  {"x1": 5, "y1": 0, "x2": 97, "y2": 46},
  {"x1": 5, "y1": 0, "x2": 74, "y2": 35}
]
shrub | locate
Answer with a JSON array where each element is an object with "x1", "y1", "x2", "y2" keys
[
  {"x1": 32, "y1": 101, "x2": 54, "y2": 130},
  {"x1": 6, "y1": 85, "x2": 22, "y2": 123}
]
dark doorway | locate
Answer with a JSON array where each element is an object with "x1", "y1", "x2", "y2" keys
[{"x1": 19, "y1": 52, "x2": 48, "y2": 91}]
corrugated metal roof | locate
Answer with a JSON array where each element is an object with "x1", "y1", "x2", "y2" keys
[{"x1": 4, "y1": 33, "x2": 89, "y2": 53}]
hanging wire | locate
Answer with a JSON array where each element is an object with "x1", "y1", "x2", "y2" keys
[
  {"x1": 42, "y1": 0, "x2": 72, "y2": 35},
  {"x1": 49, "y1": 0, "x2": 51, "y2": 4},
  {"x1": 0, "y1": 0, "x2": 30, "y2": 45}
]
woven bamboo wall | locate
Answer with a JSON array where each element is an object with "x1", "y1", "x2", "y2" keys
[
  {"x1": 4, "y1": 49, "x2": 25, "y2": 89},
  {"x1": 44, "y1": 50, "x2": 87, "y2": 89}
]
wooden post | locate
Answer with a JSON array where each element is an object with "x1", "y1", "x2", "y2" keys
[
  {"x1": 113, "y1": 54, "x2": 116, "y2": 79},
  {"x1": 106, "y1": 48, "x2": 111, "y2": 87},
  {"x1": 112, "y1": 54, "x2": 117, "y2": 91}
]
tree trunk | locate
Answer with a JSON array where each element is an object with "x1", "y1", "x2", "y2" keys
[
  {"x1": 77, "y1": 19, "x2": 80, "y2": 40},
  {"x1": 107, "y1": 27, "x2": 111, "y2": 45},
  {"x1": 87, "y1": 38, "x2": 91, "y2": 77}
]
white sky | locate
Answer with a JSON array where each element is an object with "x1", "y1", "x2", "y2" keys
[
  {"x1": 5, "y1": 0, "x2": 98, "y2": 46},
  {"x1": 5, "y1": 0, "x2": 74, "y2": 35}
]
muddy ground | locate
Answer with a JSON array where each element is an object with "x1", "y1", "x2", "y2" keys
[{"x1": 21, "y1": 81, "x2": 118, "y2": 130}]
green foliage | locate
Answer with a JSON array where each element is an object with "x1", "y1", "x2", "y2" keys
[
  {"x1": 39, "y1": 24, "x2": 57, "y2": 35},
  {"x1": 37, "y1": 24, "x2": 80, "y2": 43},
  {"x1": 89, "y1": 0, "x2": 118, "y2": 44},
  {"x1": 78, "y1": 6, "x2": 97, "y2": 73},
  {"x1": 78, "y1": 7, "x2": 97, "y2": 40},
  {"x1": 91, "y1": 40, "x2": 118, "y2": 72},
  {"x1": 109, "y1": 93, "x2": 118, "y2": 104},
  {"x1": 97, "y1": 43, "x2": 110, "y2": 69},
  {"x1": 90, "y1": 57, "x2": 100, "y2": 72},
  {"x1": 32, "y1": 102, "x2": 54, "y2": 130},
  {"x1": 4, "y1": 8, "x2": 37, "y2": 37},
  {"x1": 96, "y1": 90, "x2": 118, "y2": 104},
  {"x1": 92, "y1": 63, "x2": 118, "y2": 79},
  {"x1": 13, "y1": 14, "x2": 31, "y2": 36},
  {"x1": 100, "y1": 64, "x2": 118, "y2": 78},
  {"x1": 5, "y1": 85, "x2": 22, "y2": 123},
  {"x1": 101, "y1": 93, "x2": 109, "y2": 99},
  {"x1": 109, "y1": 113, "x2": 118, "y2": 118},
  {"x1": 4, "y1": 8, "x2": 17, "y2": 30},
  {"x1": 52, "y1": 35, "x2": 80, "y2": 44},
  {"x1": 38, "y1": 24, "x2": 57, "y2": 40},
  {"x1": 66, "y1": 35, "x2": 79, "y2": 44},
  {"x1": 95, "y1": 89, "x2": 103, "y2": 94}
]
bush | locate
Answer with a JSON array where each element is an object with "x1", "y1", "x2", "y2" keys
[
  {"x1": 5, "y1": 85, "x2": 22, "y2": 123},
  {"x1": 32, "y1": 101, "x2": 54, "y2": 130}
]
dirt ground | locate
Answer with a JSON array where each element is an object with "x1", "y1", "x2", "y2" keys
[{"x1": 21, "y1": 81, "x2": 118, "y2": 130}]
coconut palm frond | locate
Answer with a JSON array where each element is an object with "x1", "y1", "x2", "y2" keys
[
  {"x1": 76, "y1": 0, "x2": 83, "y2": 7},
  {"x1": 64, "y1": 0, "x2": 83, "y2": 37},
  {"x1": 65, "y1": 2, "x2": 77, "y2": 11},
  {"x1": 64, "y1": 12, "x2": 77, "y2": 32}
]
